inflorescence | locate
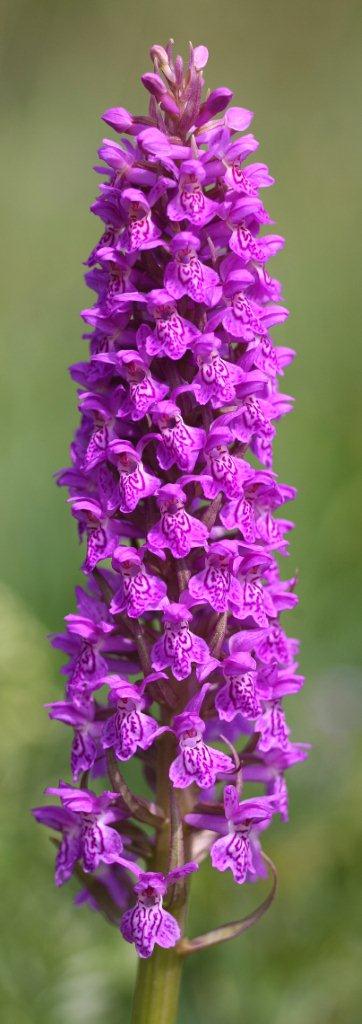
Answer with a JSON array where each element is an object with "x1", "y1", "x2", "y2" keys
[{"x1": 33, "y1": 41, "x2": 308, "y2": 960}]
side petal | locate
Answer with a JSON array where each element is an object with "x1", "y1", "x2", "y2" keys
[
  {"x1": 55, "y1": 830, "x2": 81, "y2": 886},
  {"x1": 156, "y1": 908, "x2": 181, "y2": 949}
]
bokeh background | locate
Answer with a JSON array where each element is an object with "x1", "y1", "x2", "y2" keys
[{"x1": 1, "y1": 1, "x2": 361, "y2": 1021}]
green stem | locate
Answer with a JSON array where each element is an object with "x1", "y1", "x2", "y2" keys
[
  {"x1": 131, "y1": 943, "x2": 184, "y2": 1024},
  {"x1": 130, "y1": 730, "x2": 188, "y2": 1024}
]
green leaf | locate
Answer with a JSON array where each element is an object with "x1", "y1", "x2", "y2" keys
[{"x1": 178, "y1": 854, "x2": 277, "y2": 956}]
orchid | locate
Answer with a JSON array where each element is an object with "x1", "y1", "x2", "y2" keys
[{"x1": 33, "y1": 40, "x2": 307, "y2": 1024}]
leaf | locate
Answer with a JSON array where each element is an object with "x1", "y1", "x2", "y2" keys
[
  {"x1": 107, "y1": 750, "x2": 165, "y2": 827},
  {"x1": 177, "y1": 853, "x2": 277, "y2": 956}
]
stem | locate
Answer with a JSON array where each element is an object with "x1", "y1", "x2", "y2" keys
[
  {"x1": 131, "y1": 730, "x2": 188, "y2": 1024},
  {"x1": 131, "y1": 944, "x2": 183, "y2": 1024}
]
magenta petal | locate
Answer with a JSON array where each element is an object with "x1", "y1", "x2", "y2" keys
[{"x1": 211, "y1": 832, "x2": 253, "y2": 884}]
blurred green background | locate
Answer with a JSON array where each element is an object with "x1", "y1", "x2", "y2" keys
[{"x1": 1, "y1": 1, "x2": 361, "y2": 1021}]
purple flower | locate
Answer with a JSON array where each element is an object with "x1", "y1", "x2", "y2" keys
[
  {"x1": 256, "y1": 700, "x2": 291, "y2": 753},
  {"x1": 121, "y1": 863, "x2": 198, "y2": 958},
  {"x1": 192, "y1": 334, "x2": 248, "y2": 408},
  {"x1": 51, "y1": 588, "x2": 116, "y2": 703},
  {"x1": 229, "y1": 223, "x2": 284, "y2": 266},
  {"x1": 110, "y1": 545, "x2": 167, "y2": 617},
  {"x1": 167, "y1": 160, "x2": 219, "y2": 227},
  {"x1": 185, "y1": 541, "x2": 244, "y2": 614},
  {"x1": 147, "y1": 484, "x2": 209, "y2": 559},
  {"x1": 164, "y1": 232, "x2": 221, "y2": 305},
  {"x1": 225, "y1": 160, "x2": 274, "y2": 195},
  {"x1": 234, "y1": 552, "x2": 271, "y2": 628},
  {"x1": 148, "y1": 400, "x2": 206, "y2": 472},
  {"x1": 33, "y1": 784, "x2": 126, "y2": 884},
  {"x1": 71, "y1": 497, "x2": 120, "y2": 573},
  {"x1": 151, "y1": 603, "x2": 211, "y2": 681},
  {"x1": 108, "y1": 441, "x2": 160, "y2": 513},
  {"x1": 202, "y1": 426, "x2": 254, "y2": 499},
  {"x1": 215, "y1": 651, "x2": 261, "y2": 722},
  {"x1": 137, "y1": 289, "x2": 199, "y2": 361},
  {"x1": 94, "y1": 350, "x2": 169, "y2": 420},
  {"x1": 169, "y1": 686, "x2": 234, "y2": 788},
  {"x1": 220, "y1": 471, "x2": 290, "y2": 540},
  {"x1": 46, "y1": 697, "x2": 103, "y2": 780},
  {"x1": 186, "y1": 786, "x2": 273, "y2": 884},
  {"x1": 101, "y1": 676, "x2": 167, "y2": 761},
  {"x1": 35, "y1": 40, "x2": 307, "y2": 961},
  {"x1": 118, "y1": 188, "x2": 162, "y2": 253}
]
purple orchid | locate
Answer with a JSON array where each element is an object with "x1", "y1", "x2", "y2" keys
[
  {"x1": 70, "y1": 497, "x2": 121, "y2": 573},
  {"x1": 167, "y1": 160, "x2": 219, "y2": 227},
  {"x1": 108, "y1": 441, "x2": 160, "y2": 514},
  {"x1": 147, "y1": 484, "x2": 209, "y2": 559},
  {"x1": 33, "y1": 784, "x2": 126, "y2": 884},
  {"x1": 118, "y1": 188, "x2": 162, "y2": 253},
  {"x1": 50, "y1": 587, "x2": 117, "y2": 703},
  {"x1": 191, "y1": 334, "x2": 248, "y2": 408},
  {"x1": 215, "y1": 651, "x2": 261, "y2": 722},
  {"x1": 146, "y1": 400, "x2": 206, "y2": 472},
  {"x1": 164, "y1": 232, "x2": 221, "y2": 305},
  {"x1": 186, "y1": 786, "x2": 273, "y2": 884},
  {"x1": 94, "y1": 349, "x2": 169, "y2": 421},
  {"x1": 121, "y1": 863, "x2": 198, "y2": 958},
  {"x1": 110, "y1": 545, "x2": 167, "y2": 618},
  {"x1": 151, "y1": 603, "x2": 211, "y2": 681},
  {"x1": 202, "y1": 426, "x2": 254, "y2": 499},
  {"x1": 46, "y1": 697, "x2": 103, "y2": 780},
  {"x1": 185, "y1": 541, "x2": 244, "y2": 614},
  {"x1": 169, "y1": 686, "x2": 234, "y2": 789},
  {"x1": 34, "y1": 41, "x2": 306, "y2": 985},
  {"x1": 101, "y1": 675, "x2": 167, "y2": 761},
  {"x1": 137, "y1": 289, "x2": 199, "y2": 361}
]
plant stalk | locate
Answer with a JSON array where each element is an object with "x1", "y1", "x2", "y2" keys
[
  {"x1": 130, "y1": 729, "x2": 188, "y2": 1024},
  {"x1": 131, "y1": 943, "x2": 184, "y2": 1024}
]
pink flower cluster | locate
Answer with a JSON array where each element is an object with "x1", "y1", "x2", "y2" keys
[{"x1": 33, "y1": 41, "x2": 308, "y2": 960}]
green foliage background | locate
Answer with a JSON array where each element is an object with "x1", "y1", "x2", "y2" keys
[{"x1": 1, "y1": 1, "x2": 361, "y2": 1021}]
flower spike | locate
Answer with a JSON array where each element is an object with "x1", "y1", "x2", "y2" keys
[{"x1": 33, "y1": 40, "x2": 307, "y2": 996}]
